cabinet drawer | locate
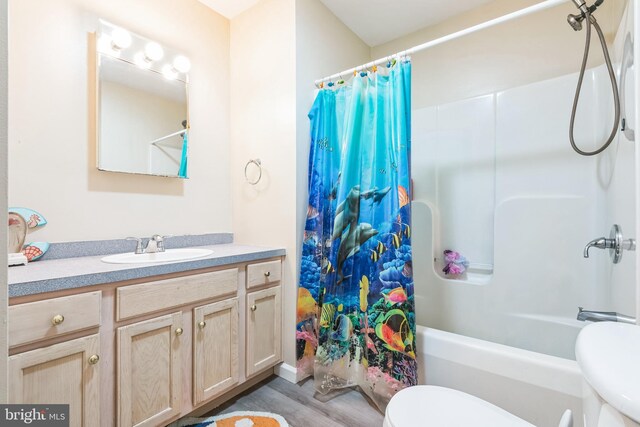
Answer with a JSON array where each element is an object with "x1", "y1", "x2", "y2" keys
[
  {"x1": 9, "y1": 291, "x2": 101, "y2": 348},
  {"x1": 247, "y1": 260, "x2": 281, "y2": 289},
  {"x1": 117, "y1": 269, "x2": 238, "y2": 320}
]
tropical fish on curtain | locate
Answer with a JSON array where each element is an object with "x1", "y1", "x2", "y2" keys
[{"x1": 296, "y1": 59, "x2": 416, "y2": 411}]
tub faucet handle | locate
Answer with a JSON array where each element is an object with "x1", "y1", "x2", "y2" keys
[
  {"x1": 584, "y1": 224, "x2": 635, "y2": 264},
  {"x1": 583, "y1": 237, "x2": 612, "y2": 258}
]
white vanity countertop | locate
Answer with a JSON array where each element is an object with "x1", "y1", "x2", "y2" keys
[{"x1": 8, "y1": 244, "x2": 286, "y2": 298}]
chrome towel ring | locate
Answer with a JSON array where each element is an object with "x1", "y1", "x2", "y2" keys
[{"x1": 244, "y1": 159, "x2": 262, "y2": 185}]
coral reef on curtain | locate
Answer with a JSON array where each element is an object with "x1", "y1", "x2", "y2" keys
[{"x1": 296, "y1": 61, "x2": 416, "y2": 411}]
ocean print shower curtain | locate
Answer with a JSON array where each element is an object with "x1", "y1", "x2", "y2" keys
[{"x1": 296, "y1": 60, "x2": 416, "y2": 410}]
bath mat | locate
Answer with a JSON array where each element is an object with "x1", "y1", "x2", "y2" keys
[{"x1": 171, "y1": 411, "x2": 289, "y2": 427}]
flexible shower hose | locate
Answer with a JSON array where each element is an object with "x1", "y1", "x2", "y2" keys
[{"x1": 569, "y1": 11, "x2": 621, "y2": 156}]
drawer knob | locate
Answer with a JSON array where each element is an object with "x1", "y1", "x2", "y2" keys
[
  {"x1": 251, "y1": 305, "x2": 257, "y2": 312},
  {"x1": 198, "y1": 321, "x2": 206, "y2": 329},
  {"x1": 175, "y1": 328, "x2": 183, "y2": 336},
  {"x1": 51, "y1": 314, "x2": 65, "y2": 326},
  {"x1": 88, "y1": 354, "x2": 100, "y2": 365},
  {"x1": 264, "y1": 271, "x2": 271, "y2": 278}
]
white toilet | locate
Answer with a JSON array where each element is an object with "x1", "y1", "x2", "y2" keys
[
  {"x1": 576, "y1": 322, "x2": 640, "y2": 427},
  {"x1": 384, "y1": 322, "x2": 640, "y2": 427},
  {"x1": 383, "y1": 385, "x2": 572, "y2": 427}
]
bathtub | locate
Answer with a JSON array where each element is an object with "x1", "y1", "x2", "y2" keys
[{"x1": 416, "y1": 325, "x2": 584, "y2": 427}]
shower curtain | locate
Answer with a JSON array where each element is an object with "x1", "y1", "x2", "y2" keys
[{"x1": 296, "y1": 60, "x2": 416, "y2": 411}]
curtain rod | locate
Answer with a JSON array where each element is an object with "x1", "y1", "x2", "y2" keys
[
  {"x1": 314, "y1": 0, "x2": 570, "y2": 87},
  {"x1": 150, "y1": 129, "x2": 185, "y2": 145}
]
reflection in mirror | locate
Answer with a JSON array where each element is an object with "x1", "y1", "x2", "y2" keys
[{"x1": 96, "y1": 21, "x2": 190, "y2": 178}]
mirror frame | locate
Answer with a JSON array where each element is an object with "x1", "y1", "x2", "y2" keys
[{"x1": 92, "y1": 20, "x2": 191, "y2": 179}]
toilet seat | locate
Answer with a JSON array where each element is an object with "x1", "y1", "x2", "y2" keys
[{"x1": 384, "y1": 386, "x2": 534, "y2": 427}]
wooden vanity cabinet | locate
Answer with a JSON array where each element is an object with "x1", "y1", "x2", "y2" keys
[
  {"x1": 8, "y1": 334, "x2": 101, "y2": 427},
  {"x1": 193, "y1": 298, "x2": 239, "y2": 405},
  {"x1": 117, "y1": 312, "x2": 183, "y2": 427},
  {"x1": 246, "y1": 286, "x2": 282, "y2": 377},
  {"x1": 8, "y1": 257, "x2": 283, "y2": 427}
]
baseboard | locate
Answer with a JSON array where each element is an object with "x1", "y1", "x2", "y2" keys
[{"x1": 274, "y1": 362, "x2": 307, "y2": 384}]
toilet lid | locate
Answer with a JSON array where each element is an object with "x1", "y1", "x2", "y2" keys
[{"x1": 385, "y1": 386, "x2": 534, "y2": 427}]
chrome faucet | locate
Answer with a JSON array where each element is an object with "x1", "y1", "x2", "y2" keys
[
  {"x1": 577, "y1": 307, "x2": 636, "y2": 324},
  {"x1": 583, "y1": 237, "x2": 614, "y2": 258},
  {"x1": 126, "y1": 237, "x2": 144, "y2": 254},
  {"x1": 584, "y1": 224, "x2": 635, "y2": 264},
  {"x1": 126, "y1": 235, "x2": 171, "y2": 254},
  {"x1": 144, "y1": 235, "x2": 169, "y2": 253}
]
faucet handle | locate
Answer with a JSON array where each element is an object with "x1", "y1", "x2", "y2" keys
[
  {"x1": 126, "y1": 237, "x2": 143, "y2": 254},
  {"x1": 584, "y1": 225, "x2": 636, "y2": 264},
  {"x1": 150, "y1": 234, "x2": 172, "y2": 251}
]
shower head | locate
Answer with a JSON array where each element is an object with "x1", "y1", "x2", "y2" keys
[
  {"x1": 567, "y1": 0, "x2": 605, "y2": 31},
  {"x1": 567, "y1": 13, "x2": 584, "y2": 31}
]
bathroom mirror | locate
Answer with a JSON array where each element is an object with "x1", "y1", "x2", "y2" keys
[{"x1": 96, "y1": 21, "x2": 190, "y2": 178}]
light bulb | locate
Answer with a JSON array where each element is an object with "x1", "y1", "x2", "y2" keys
[
  {"x1": 162, "y1": 64, "x2": 178, "y2": 80},
  {"x1": 111, "y1": 27, "x2": 132, "y2": 50},
  {"x1": 172, "y1": 55, "x2": 191, "y2": 73},
  {"x1": 97, "y1": 35, "x2": 119, "y2": 56},
  {"x1": 134, "y1": 52, "x2": 151, "y2": 69},
  {"x1": 144, "y1": 42, "x2": 164, "y2": 61}
]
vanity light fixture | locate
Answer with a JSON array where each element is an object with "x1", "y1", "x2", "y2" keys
[
  {"x1": 134, "y1": 42, "x2": 164, "y2": 69},
  {"x1": 144, "y1": 42, "x2": 164, "y2": 61},
  {"x1": 110, "y1": 27, "x2": 132, "y2": 51},
  {"x1": 162, "y1": 63, "x2": 178, "y2": 80},
  {"x1": 97, "y1": 35, "x2": 118, "y2": 57},
  {"x1": 97, "y1": 20, "x2": 189, "y2": 82},
  {"x1": 172, "y1": 55, "x2": 191, "y2": 73},
  {"x1": 133, "y1": 52, "x2": 152, "y2": 69},
  {"x1": 97, "y1": 26, "x2": 131, "y2": 58}
]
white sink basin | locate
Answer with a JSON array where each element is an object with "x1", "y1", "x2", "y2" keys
[
  {"x1": 576, "y1": 322, "x2": 640, "y2": 423},
  {"x1": 101, "y1": 248, "x2": 214, "y2": 264}
]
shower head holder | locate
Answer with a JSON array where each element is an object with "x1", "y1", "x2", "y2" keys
[{"x1": 567, "y1": 0, "x2": 604, "y2": 31}]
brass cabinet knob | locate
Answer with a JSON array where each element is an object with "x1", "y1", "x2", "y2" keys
[
  {"x1": 88, "y1": 354, "x2": 100, "y2": 365},
  {"x1": 264, "y1": 271, "x2": 271, "y2": 278},
  {"x1": 51, "y1": 314, "x2": 65, "y2": 326},
  {"x1": 175, "y1": 327, "x2": 183, "y2": 336},
  {"x1": 198, "y1": 321, "x2": 206, "y2": 329},
  {"x1": 250, "y1": 305, "x2": 257, "y2": 312}
]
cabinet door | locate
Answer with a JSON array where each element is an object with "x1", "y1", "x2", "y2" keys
[
  {"x1": 9, "y1": 334, "x2": 100, "y2": 427},
  {"x1": 246, "y1": 286, "x2": 282, "y2": 377},
  {"x1": 193, "y1": 298, "x2": 239, "y2": 405},
  {"x1": 117, "y1": 312, "x2": 182, "y2": 427}
]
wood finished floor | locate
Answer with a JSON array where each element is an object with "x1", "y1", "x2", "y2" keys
[{"x1": 208, "y1": 376, "x2": 385, "y2": 427}]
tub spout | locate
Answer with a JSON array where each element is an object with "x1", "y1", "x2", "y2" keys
[{"x1": 577, "y1": 307, "x2": 636, "y2": 324}]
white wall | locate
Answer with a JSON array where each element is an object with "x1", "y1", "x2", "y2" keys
[
  {"x1": 371, "y1": 0, "x2": 626, "y2": 109},
  {"x1": 0, "y1": 0, "x2": 7, "y2": 404},
  {"x1": 597, "y1": 1, "x2": 636, "y2": 319},
  {"x1": 8, "y1": 0, "x2": 231, "y2": 243},
  {"x1": 230, "y1": 0, "x2": 370, "y2": 376},
  {"x1": 229, "y1": 0, "x2": 298, "y2": 370}
]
